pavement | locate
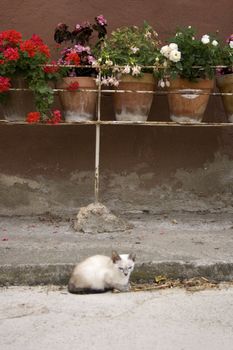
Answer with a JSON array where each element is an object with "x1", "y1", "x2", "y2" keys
[
  {"x1": 1, "y1": 286, "x2": 233, "y2": 350},
  {"x1": 1, "y1": 209, "x2": 233, "y2": 286}
]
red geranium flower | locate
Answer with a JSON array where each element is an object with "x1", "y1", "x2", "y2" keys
[
  {"x1": 38, "y1": 43, "x2": 50, "y2": 58},
  {"x1": 20, "y1": 40, "x2": 36, "y2": 57},
  {"x1": 0, "y1": 76, "x2": 11, "y2": 93},
  {"x1": 65, "y1": 51, "x2": 80, "y2": 65},
  {"x1": 26, "y1": 112, "x2": 41, "y2": 123},
  {"x1": 3, "y1": 47, "x2": 19, "y2": 61},
  {"x1": 20, "y1": 35, "x2": 51, "y2": 59},
  {"x1": 30, "y1": 34, "x2": 44, "y2": 45},
  {"x1": 67, "y1": 81, "x2": 80, "y2": 91},
  {"x1": 0, "y1": 30, "x2": 22, "y2": 44},
  {"x1": 43, "y1": 61, "x2": 59, "y2": 74},
  {"x1": 0, "y1": 60, "x2": 5, "y2": 65}
]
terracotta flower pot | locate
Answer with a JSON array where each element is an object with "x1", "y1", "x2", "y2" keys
[
  {"x1": 0, "y1": 77, "x2": 35, "y2": 122},
  {"x1": 216, "y1": 73, "x2": 233, "y2": 122},
  {"x1": 57, "y1": 77, "x2": 97, "y2": 122},
  {"x1": 168, "y1": 78, "x2": 214, "y2": 123},
  {"x1": 114, "y1": 73, "x2": 156, "y2": 121}
]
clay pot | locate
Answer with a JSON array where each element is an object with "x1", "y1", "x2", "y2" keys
[
  {"x1": 168, "y1": 78, "x2": 214, "y2": 123},
  {"x1": 57, "y1": 77, "x2": 97, "y2": 122},
  {"x1": 216, "y1": 73, "x2": 233, "y2": 122},
  {"x1": 0, "y1": 77, "x2": 35, "y2": 122},
  {"x1": 114, "y1": 73, "x2": 156, "y2": 121}
]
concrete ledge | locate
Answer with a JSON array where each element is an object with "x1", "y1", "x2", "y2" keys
[{"x1": 1, "y1": 262, "x2": 233, "y2": 286}]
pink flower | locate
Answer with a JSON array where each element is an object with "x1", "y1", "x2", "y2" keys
[{"x1": 96, "y1": 15, "x2": 107, "y2": 26}]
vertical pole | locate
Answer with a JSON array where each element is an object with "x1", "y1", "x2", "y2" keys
[{"x1": 94, "y1": 69, "x2": 101, "y2": 203}]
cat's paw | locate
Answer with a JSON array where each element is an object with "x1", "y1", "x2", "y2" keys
[{"x1": 117, "y1": 284, "x2": 130, "y2": 292}]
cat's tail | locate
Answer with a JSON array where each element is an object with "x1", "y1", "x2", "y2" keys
[{"x1": 68, "y1": 281, "x2": 84, "y2": 294}]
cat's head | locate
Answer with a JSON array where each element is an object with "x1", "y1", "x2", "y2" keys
[{"x1": 111, "y1": 250, "x2": 136, "y2": 277}]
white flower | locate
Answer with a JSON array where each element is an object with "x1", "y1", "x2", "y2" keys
[
  {"x1": 101, "y1": 77, "x2": 109, "y2": 86},
  {"x1": 229, "y1": 41, "x2": 233, "y2": 49},
  {"x1": 132, "y1": 65, "x2": 141, "y2": 76},
  {"x1": 158, "y1": 80, "x2": 165, "y2": 88},
  {"x1": 107, "y1": 76, "x2": 115, "y2": 85},
  {"x1": 155, "y1": 57, "x2": 160, "y2": 62},
  {"x1": 212, "y1": 40, "x2": 218, "y2": 46},
  {"x1": 130, "y1": 46, "x2": 139, "y2": 53},
  {"x1": 145, "y1": 31, "x2": 152, "y2": 39},
  {"x1": 122, "y1": 65, "x2": 131, "y2": 74},
  {"x1": 112, "y1": 66, "x2": 120, "y2": 73},
  {"x1": 169, "y1": 49, "x2": 181, "y2": 62},
  {"x1": 112, "y1": 79, "x2": 119, "y2": 87},
  {"x1": 160, "y1": 45, "x2": 170, "y2": 58},
  {"x1": 105, "y1": 59, "x2": 113, "y2": 66},
  {"x1": 188, "y1": 25, "x2": 192, "y2": 29},
  {"x1": 95, "y1": 77, "x2": 101, "y2": 86},
  {"x1": 165, "y1": 80, "x2": 170, "y2": 87},
  {"x1": 102, "y1": 76, "x2": 119, "y2": 87},
  {"x1": 106, "y1": 76, "x2": 119, "y2": 87},
  {"x1": 169, "y1": 43, "x2": 178, "y2": 51},
  {"x1": 91, "y1": 60, "x2": 99, "y2": 67},
  {"x1": 201, "y1": 35, "x2": 210, "y2": 44}
]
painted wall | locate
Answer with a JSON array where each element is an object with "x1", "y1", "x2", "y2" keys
[{"x1": 0, "y1": 0, "x2": 233, "y2": 215}]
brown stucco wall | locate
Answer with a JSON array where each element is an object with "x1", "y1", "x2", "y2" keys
[{"x1": 0, "y1": 0, "x2": 233, "y2": 215}]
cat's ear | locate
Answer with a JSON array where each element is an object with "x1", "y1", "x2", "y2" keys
[
  {"x1": 111, "y1": 250, "x2": 121, "y2": 263},
  {"x1": 129, "y1": 253, "x2": 136, "y2": 262}
]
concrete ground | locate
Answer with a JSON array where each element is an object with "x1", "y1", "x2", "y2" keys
[
  {"x1": 1, "y1": 210, "x2": 233, "y2": 285},
  {"x1": 0, "y1": 285, "x2": 233, "y2": 350}
]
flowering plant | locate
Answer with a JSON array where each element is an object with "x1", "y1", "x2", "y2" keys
[
  {"x1": 54, "y1": 15, "x2": 107, "y2": 77},
  {"x1": 159, "y1": 26, "x2": 222, "y2": 83},
  {"x1": 96, "y1": 22, "x2": 161, "y2": 86},
  {"x1": 0, "y1": 29, "x2": 61, "y2": 122},
  {"x1": 217, "y1": 34, "x2": 233, "y2": 75}
]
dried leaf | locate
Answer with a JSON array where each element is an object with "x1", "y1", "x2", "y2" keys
[{"x1": 155, "y1": 275, "x2": 167, "y2": 284}]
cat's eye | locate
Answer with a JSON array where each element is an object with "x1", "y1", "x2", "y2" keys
[
  {"x1": 128, "y1": 266, "x2": 132, "y2": 269},
  {"x1": 119, "y1": 267, "x2": 123, "y2": 270}
]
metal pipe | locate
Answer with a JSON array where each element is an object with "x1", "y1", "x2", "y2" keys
[
  {"x1": 1, "y1": 120, "x2": 233, "y2": 127},
  {"x1": 94, "y1": 71, "x2": 102, "y2": 203},
  {"x1": 8, "y1": 88, "x2": 233, "y2": 96}
]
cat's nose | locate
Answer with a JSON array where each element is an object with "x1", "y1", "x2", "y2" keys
[{"x1": 124, "y1": 272, "x2": 128, "y2": 276}]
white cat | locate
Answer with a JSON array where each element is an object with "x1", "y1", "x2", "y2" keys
[{"x1": 68, "y1": 251, "x2": 136, "y2": 294}]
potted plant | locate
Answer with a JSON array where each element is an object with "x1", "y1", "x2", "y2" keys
[
  {"x1": 160, "y1": 26, "x2": 222, "y2": 123},
  {"x1": 54, "y1": 15, "x2": 107, "y2": 122},
  {"x1": 0, "y1": 29, "x2": 61, "y2": 123},
  {"x1": 216, "y1": 34, "x2": 233, "y2": 122},
  {"x1": 97, "y1": 22, "x2": 161, "y2": 121}
]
